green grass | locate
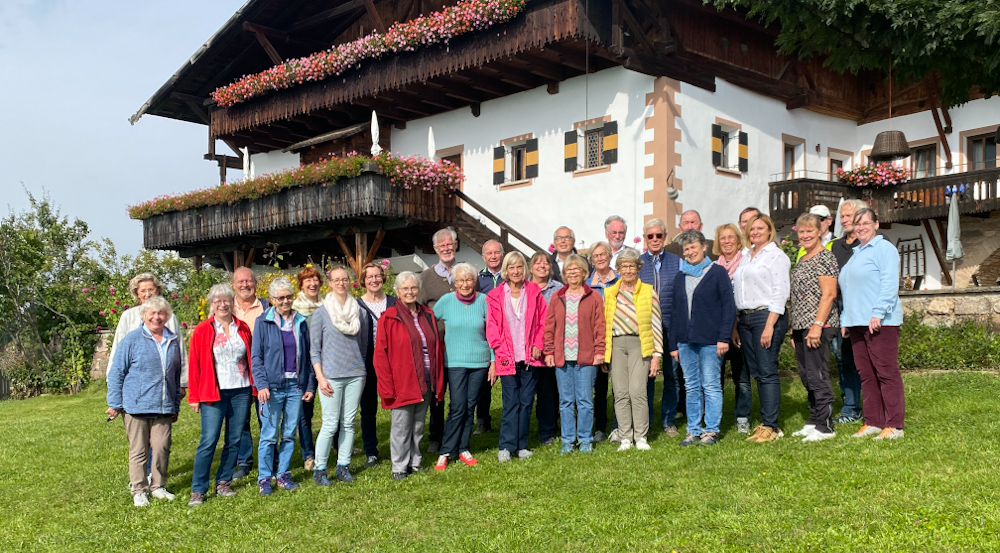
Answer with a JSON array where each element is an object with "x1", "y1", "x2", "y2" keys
[{"x1": 3, "y1": 372, "x2": 1000, "y2": 552}]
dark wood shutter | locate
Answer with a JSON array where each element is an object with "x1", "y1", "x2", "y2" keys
[
  {"x1": 601, "y1": 120, "x2": 618, "y2": 165},
  {"x1": 525, "y1": 138, "x2": 539, "y2": 179},
  {"x1": 493, "y1": 146, "x2": 505, "y2": 185},
  {"x1": 738, "y1": 131, "x2": 749, "y2": 172},
  {"x1": 564, "y1": 130, "x2": 577, "y2": 172},
  {"x1": 711, "y1": 124, "x2": 723, "y2": 167}
]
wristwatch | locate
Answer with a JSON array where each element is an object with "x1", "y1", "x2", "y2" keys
[{"x1": 812, "y1": 320, "x2": 824, "y2": 327}]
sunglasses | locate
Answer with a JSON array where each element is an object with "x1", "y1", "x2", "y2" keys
[{"x1": 646, "y1": 233, "x2": 664, "y2": 240}]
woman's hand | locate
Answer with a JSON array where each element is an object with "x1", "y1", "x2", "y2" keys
[
  {"x1": 593, "y1": 355, "x2": 604, "y2": 367},
  {"x1": 257, "y1": 388, "x2": 271, "y2": 403},
  {"x1": 544, "y1": 354, "x2": 555, "y2": 367},
  {"x1": 807, "y1": 326, "x2": 822, "y2": 349},
  {"x1": 318, "y1": 377, "x2": 334, "y2": 397},
  {"x1": 601, "y1": 364, "x2": 610, "y2": 374},
  {"x1": 869, "y1": 317, "x2": 882, "y2": 334},
  {"x1": 761, "y1": 326, "x2": 774, "y2": 349},
  {"x1": 670, "y1": 350, "x2": 679, "y2": 362},
  {"x1": 531, "y1": 346, "x2": 542, "y2": 360},
  {"x1": 732, "y1": 328, "x2": 742, "y2": 348},
  {"x1": 842, "y1": 326, "x2": 850, "y2": 339},
  {"x1": 105, "y1": 407, "x2": 121, "y2": 420},
  {"x1": 302, "y1": 391, "x2": 314, "y2": 402},
  {"x1": 716, "y1": 342, "x2": 729, "y2": 357},
  {"x1": 190, "y1": 402, "x2": 200, "y2": 413},
  {"x1": 488, "y1": 363, "x2": 498, "y2": 385},
  {"x1": 649, "y1": 355, "x2": 661, "y2": 377}
]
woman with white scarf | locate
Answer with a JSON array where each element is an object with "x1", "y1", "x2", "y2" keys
[{"x1": 309, "y1": 266, "x2": 367, "y2": 485}]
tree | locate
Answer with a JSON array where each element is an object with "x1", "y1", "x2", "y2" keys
[{"x1": 711, "y1": 0, "x2": 1000, "y2": 108}]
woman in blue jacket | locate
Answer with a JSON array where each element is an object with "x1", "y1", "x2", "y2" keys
[
  {"x1": 105, "y1": 296, "x2": 184, "y2": 507},
  {"x1": 668, "y1": 230, "x2": 736, "y2": 447},
  {"x1": 251, "y1": 277, "x2": 315, "y2": 495}
]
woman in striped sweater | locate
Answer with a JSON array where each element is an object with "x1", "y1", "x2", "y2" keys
[{"x1": 432, "y1": 263, "x2": 494, "y2": 470}]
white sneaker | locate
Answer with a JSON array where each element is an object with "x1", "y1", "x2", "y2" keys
[
  {"x1": 635, "y1": 438, "x2": 651, "y2": 451},
  {"x1": 150, "y1": 487, "x2": 176, "y2": 501},
  {"x1": 852, "y1": 425, "x2": 882, "y2": 438},
  {"x1": 133, "y1": 492, "x2": 150, "y2": 507},
  {"x1": 617, "y1": 439, "x2": 633, "y2": 452},
  {"x1": 608, "y1": 428, "x2": 622, "y2": 443},
  {"x1": 802, "y1": 430, "x2": 836, "y2": 442},
  {"x1": 792, "y1": 424, "x2": 816, "y2": 437}
]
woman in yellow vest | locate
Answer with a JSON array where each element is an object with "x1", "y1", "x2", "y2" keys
[{"x1": 603, "y1": 248, "x2": 664, "y2": 452}]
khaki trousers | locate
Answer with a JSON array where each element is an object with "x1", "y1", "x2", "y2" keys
[
  {"x1": 610, "y1": 335, "x2": 650, "y2": 442},
  {"x1": 123, "y1": 414, "x2": 173, "y2": 494}
]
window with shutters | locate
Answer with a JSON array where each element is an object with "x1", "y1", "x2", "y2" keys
[
  {"x1": 495, "y1": 134, "x2": 536, "y2": 189},
  {"x1": 567, "y1": 116, "x2": 617, "y2": 177},
  {"x1": 585, "y1": 128, "x2": 603, "y2": 169},
  {"x1": 712, "y1": 118, "x2": 746, "y2": 177}
]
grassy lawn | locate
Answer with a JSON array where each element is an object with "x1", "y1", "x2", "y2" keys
[{"x1": 2, "y1": 371, "x2": 1000, "y2": 552}]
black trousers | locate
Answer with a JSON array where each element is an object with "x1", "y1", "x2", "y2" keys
[{"x1": 792, "y1": 327, "x2": 837, "y2": 434}]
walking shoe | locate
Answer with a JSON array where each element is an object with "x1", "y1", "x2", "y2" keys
[
  {"x1": 679, "y1": 434, "x2": 699, "y2": 447},
  {"x1": 304, "y1": 456, "x2": 316, "y2": 471},
  {"x1": 150, "y1": 487, "x2": 175, "y2": 501},
  {"x1": 258, "y1": 479, "x2": 272, "y2": 496},
  {"x1": 873, "y1": 427, "x2": 904, "y2": 440},
  {"x1": 635, "y1": 438, "x2": 651, "y2": 451},
  {"x1": 852, "y1": 424, "x2": 882, "y2": 438},
  {"x1": 663, "y1": 424, "x2": 679, "y2": 437},
  {"x1": 276, "y1": 474, "x2": 299, "y2": 491},
  {"x1": 188, "y1": 492, "x2": 205, "y2": 507},
  {"x1": 473, "y1": 422, "x2": 491, "y2": 435},
  {"x1": 608, "y1": 428, "x2": 622, "y2": 443},
  {"x1": 133, "y1": 492, "x2": 150, "y2": 507},
  {"x1": 352, "y1": 447, "x2": 363, "y2": 455},
  {"x1": 560, "y1": 443, "x2": 574, "y2": 455},
  {"x1": 408, "y1": 465, "x2": 424, "y2": 474},
  {"x1": 792, "y1": 424, "x2": 816, "y2": 437},
  {"x1": 392, "y1": 472, "x2": 409, "y2": 481},
  {"x1": 427, "y1": 441, "x2": 441, "y2": 454},
  {"x1": 698, "y1": 432, "x2": 719, "y2": 446},
  {"x1": 435, "y1": 456, "x2": 449, "y2": 471},
  {"x1": 747, "y1": 425, "x2": 783, "y2": 442},
  {"x1": 594, "y1": 430, "x2": 607, "y2": 443},
  {"x1": 335, "y1": 465, "x2": 356, "y2": 483},
  {"x1": 617, "y1": 439, "x2": 633, "y2": 452},
  {"x1": 458, "y1": 451, "x2": 478, "y2": 466},
  {"x1": 364, "y1": 455, "x2": 380, "y2": 468},
  {"x1": 313, "y1": 469, "x2": 331, "y2": 487},
  {"x1": 579, "y1": 443, "x2": 594, "y2": 453},
  {"x1": 745, "y1": 425, "x2": 767, "y2": 442},
  {"x1": 835, "y1": 413, "x2": 862, "y2": 424},
  {"x1": 498, "y1": 450, "x2": 512, "y2": 463},
  {"x1": 516, "y1": 449, "x2": 533, "y2": 459},
  {"x1": 232, "y1": 465, "x2": 250, "y2": 480},
  {"x1": 540, "y1": 437, "x2": 556, "y2": 447},
  {"x1": 215, "y1": 481, "x2": 236, "y2": 497},
  {"x1": 802, "y1": 430, "x2": 836, "y2": 442},
  {"x1": 736, "y1": 417, "x2": 751, "y2": 434}
]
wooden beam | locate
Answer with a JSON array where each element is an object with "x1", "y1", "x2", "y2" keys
[
  {"x1": 363, "y1": 229, "x2": 386, "y2": 266},
  {"x1": 287, "y1": 0, "x2": 365, "y2": 33},
  {"x1": 355, "y1": 232, "x2": 367, "y2": 279},
  {"x1": 244, "y1": 248, "x2": 256, "y2": 268},
  {"x1": 336, "y1": 235, "x2": 358, "y2": 277},
  {"x1": 204, "y1": 153, "x2": 243, "y2": 170},
  {"x1": 363, "y1": 0, "x2": 387, "y2": 34},
  {"x1": 922, "y1": 219, "x2": 952, "y2": 286},
  {"x1": 219, "y1": 252, "x2": 233, "y2": 275},
  {"x1": 243, "y1": 22, "x2": 283, "y2": 64},
  {"x1": 614, "y1": 0, "x2": 656, "y2": 52}
]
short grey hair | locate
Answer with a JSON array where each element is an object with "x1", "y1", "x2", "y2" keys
[
  {"x1": 140, "y1": 295, "x2": 173, "y2": 319},
  {"x1": 268, "y1": 276, "x2": 294, "y2": 299},
  {"x1": 432, "y1": 227, "x2": 457, "y2": 246},
  {"x1": 553, "y1": 226, "x2": 575, "y2": 241},
  {"x1": 452, "y1": 262, "x2": 478, "y2": 281},
  {"x1": 589, "y1": 241, "x2": 612, "y2": 258},
  {"x1": 676, "y1": 230, "x2": 706, "y2": 249},
  {"x1": 481, "y1": 240, "x2": 504, "y2": 256},
  {"x1": 604, "y1": 215, "x2": 626, "y2": 231},
  {"x1": 232, "y1": 266, "x2": 256, "y2": 285},
  {"x1": 129, "y1": 273, "x2": 165, "y2": 299},
  {"x1": 206, "y1": 284, "x2": 235, "y2": 316},
  {"x1": 394, "y1": 271, "x2": 419, "y2": 293},
  {"x1": 615, "y1": 247, "x2": 644, "y2": 271},
  {"x1": 841, "y1": 199, "x2": 867, "y2": 213},
  {"x1": 642, "y1": 218, "x2": 666, "y2": 234}
]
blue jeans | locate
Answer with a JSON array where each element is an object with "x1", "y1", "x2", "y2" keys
[
  {"x1": 257, "y1": 378, "x2": 302, "y2": 481},
  {"x1": 191, "y1": 387, "x2": 252, "y2": 494},
  {"x1": 677, "y1": 343, "x2": 723, "y2": 435},
  {"x1": 297, "y1": 397, "x2": 315, "y2": 461},
  {"x1": 316, "y1": 375, "x2": 365, "y2": 469},
  {"x1": 499, "y1": 363, "x2": 538, "y2": 452},
  {"x1": 724, "y1": 340, "x2": 753, "y2": 419},
  {"x1": 555, "y1": 362, "x2": 598, "y2": 445},
  {"x1": 832, "y1": 331, "x2": 862, "y2": 418},
  {"x1": 738, "y1": 310, "x2": 788, "y2": 431},
  {"x1": 534, "y1": 366, "x2": 559, "y2": 441},
  {"x1": 441, "y1": 366, "x2": 488, "y2": 456},
  {"x1": 237, "y1": 397, "x2": 263, "y2": 471},
  {"x1": 648, "y1": 355, "x2": 680, "y2": 427}
]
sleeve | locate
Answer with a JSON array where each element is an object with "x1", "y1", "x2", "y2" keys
[
  {"x1": 485, "y1": 296, "x2": 503, "y2": 350},
  {"x1": 823, "y1": 251, "x2": 840, "y2": 279},
  {"x1": 309, "y1": 308, "x2": 324, "y2": 366},
  {"x1": 301, "y1": 324, "x2": 316, "y2": 394},
  {"x1": 167, "y1": 314, "x2": 188, "y2": 388},
  {"x1": 171, "y1": 342, "x2": 183, "y2": 412},
  {"x1": 542, "y1": 298, "x2": 557, "y2": 356},
  {"x1": 373, "y1": 319, "x2": 395, "y2": 400},
  {"x1": 768, "y1": 250, "x2": 791, "y2": 315},
  {"x1": 717, "y1": 270, "x2": 737, "y2": 344},
  {"x1": 187, "y1": 325, "x2": 203, "y2": 404},
  {"x1": 106, "y1": 337, "x2": 129, "y2": 410},
  {"x1": 873, "y1": 242, "x2": 900, "y2": 320},
  {"x1": 532, "y1": 292, "x2": 548, "y2": 353},
  {"x1": 591, "y1": 296, "x2": 606, "y2": 359},
  {"x1": 250, "y1": 319, "x2": 269, "y2": 391},
  {"x1": 650, "y1": 294, "x2": 663, "y2": 355}
]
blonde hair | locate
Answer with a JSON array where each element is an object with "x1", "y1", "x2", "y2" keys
[
  {"x1": 129, "y1": 273, "x2": 165, "y2": 299},
  {"x1": 713, "y1": 223, "x2": 745, "y2": 256},
  {"x1": 500, "y1": 251, "x2": 527, "y2": 281},
  {"x1": 561, "y1": 254, "x2": 590, "y2": 280},
  {"x1": 747, "y1": 214, "x2": 778, "y2": 244}
]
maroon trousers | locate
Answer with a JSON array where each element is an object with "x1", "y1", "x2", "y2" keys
[{"x1": 849, "y1": 326, "x2": 905, "y2": 429}]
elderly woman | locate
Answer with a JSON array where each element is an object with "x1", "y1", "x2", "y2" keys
[
  {"x1": 714, "y1": 223, "x2": 752, "y2": 434},
  {"x1": 487, "y1": 252, "x2": 548, "y2": 462},
  {"x1": 356, "y1": 261, "x2": 395, "y2": 468},
  {"x1": 251, "y1": 277, "x2": 314, "y2": 495},
  {"x1": 586, "y1": 241, "x2": 619, "y2": 442},
  {"x1": 187, "y1": 284, "x2": 254, "y2": 506},
  {"x1": 105, "y1": 296, "x2": 183, "y2": 507},
  {"x1": 603, "y1": 248, "x2": 663, "y2": 451},
  {"x1": 529, "y1": 251, "x2": 565, "y2": 303},
  {"x1": 374, "y1": 271, "x2": 445, "y2": 480},
  {"x1": 292, "y1": 266, "x2": 323, "y2": 471},
  {"x1": 310, "y1": 266, "x2": 367, "y2": 484},
  {"x1": 733, "y1": 214, "x2": 790, "y2": 443},
  {"x1": 543, "y1": 254, "x2": 606, "y2": 454},
  {"x1": 840, "y1": 208, "x2": 905, "y2": 440},
  {"x1": 789, "y1": 213, "x2": 841, "y2": 442},
  {"x1": 668, "y1": 231, "x2": 736, "y2": 446},
  {"x1": 109, "y1": 273, "x2": 186, "y2": 387},
  {"x1": 432, "y1": 263, "x2": 493, "y2": 470},
  {"x1": 525, "y1": 251, "x2": 562, "y2": 445}
]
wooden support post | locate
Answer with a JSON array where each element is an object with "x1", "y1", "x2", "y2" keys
[
  {"x1": 245, "y1": 248, "x2": 256, "y2": 268},
  {"x1": 220, "y1": 252, "x2": 233, "y2": 275},
  {"x1": 219, "y1": 155, "x2": 227, "y2": 184},
  {"x1": 193, "y1": 255, "x2": 203, "y2": 274},
  {"x1": 355, "y1": 232, "x2": 367, "y2": 279},
  {"x1": 922, "y1": 219, "x2": 952, "y2": 286},
  {"x1": 362, "y1": 0, "x2": 387, "y2": 34},
  {"x1": 500, "y1": 228, "x2": 510, "y2": 252},
  {"x1": 363, "y1": 230, "x2": 386, "y2": 266},
  {"x1": 233, "y1": 250, "x2": 244, "y2": 270},
  {"x1": 336, "y1": 235, "x2": 358, "y2": 277}
]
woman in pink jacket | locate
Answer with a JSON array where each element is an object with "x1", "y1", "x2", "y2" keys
[{"x1": 486, "y1": 251, "x2": 547, "y2": 463}]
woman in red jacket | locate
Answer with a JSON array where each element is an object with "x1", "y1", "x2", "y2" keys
[
  {"x1": 187, "y1": 284, "x2": 255, "y2": 506},
  {"x1": 373, "y1": 271, "x2": 445, "y2": 481}
]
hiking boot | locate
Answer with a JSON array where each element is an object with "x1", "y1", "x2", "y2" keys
[
  {"x1": 276, "y1": 474, "x2": 298, "y2": 491},
  {"x1": 150, "y1": 487, "x2": 175, "y2": 501},
  {"x1": 593, "y1": 430, "x2": 607, "y2": 443},
  {"x1": 852, "y1": 424, "x2": 882, "y2": 438},
  {"x1": 835, "y1": 413, "x2": 862, "y2": 424},
  {"x1": 679, "y1": 433, "x2": 699, "y2": 447},
  {"x1": 617, "y1": 439, "x2": 633, "y2": 452},
  {"x1": 663, "y1": 424, "x2": 679, "y2": 437},
  {"x1": 635, "y1": 438, "x2": 651, "y2": 451},
  {"x1": 258, "y1": 479, "x2": 272, "y2": 496},
  {"x1": 232, "y1": 465, "x2": 250, "y2": 480},
  {"x1": 214, "y1": 481, "x2": 236, "y2": 497},
  {"x1": 608, "y1": 428, "x2": 622, "y2": 443},
  {"x1": 792, "y1": 424, "x2": 816, "y2": 437},
  {"x1": 427, "y1": 441, "x2": 441, "y2": 454},
  {"x1": 560, "y1": 443, "x2": 574, "y2": 455},
  {"x1": 540, "y1": 437, "x2": 556, "y2": 447},
  {"x1": 736, "y1": 417, "x2": 750, "y2": 434},
  {"x1": 698, "y1": 432, "x2": 718, "y2": 446},
  {"x1": 335, "y1": 465, "x2": 356, "y2": 483},
  {"x1": 187, "y1": 492, "x2": 205, "y2": 507},
  {"x1": 392, "y1": 472, "x2": 409, "y2": 481},
  {"x1": 133, "y1": 492, "x2": 149, "y2": 507},
  {"x1": 473, "y1": 422, "x2": 491, "y2": 435},
  {"x1": 364, "y1": 455, "x2": 379, "y2": 468},
  {"x1": 747, "y1": 425, "x2": 783, "y2": 442},
  {"x1": 872, "y1": 427, "x2": 904, "y2": 440},
  {"x1": 304, "y1": 456, "x2": 316, "y2": 471},
  {"x1": 313, "y1": 469, "x2": 331, "y2": 487}
]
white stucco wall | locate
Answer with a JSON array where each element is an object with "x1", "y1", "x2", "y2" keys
[{"x1": 250, "y1": 150, "x2": 300, "y2": 177}]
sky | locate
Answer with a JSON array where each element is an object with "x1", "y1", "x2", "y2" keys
[{"x1": 0, "y1": 0, "x2": 247, "y2": 255}]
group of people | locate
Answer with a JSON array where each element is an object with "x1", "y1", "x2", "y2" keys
[{"x1": 106, "y1": 202, "x2": 906, "y2": 508}]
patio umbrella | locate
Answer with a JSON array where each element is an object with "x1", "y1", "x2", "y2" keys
[
  {"x1": 945, "y1": 190, "x2": 964, "y2": 288},
  {"x1": 241, "y1": 147, "x2": 253, "y2": 180},
  {"x1": 427, "y1": 126, "x2": 436, "y2": 160},
  {"x1": 832, "y1": 197, "x2": 846, "y2": 238},
  {"x1": 370, "y1": 111, "x2": 382, "y2": 156}
]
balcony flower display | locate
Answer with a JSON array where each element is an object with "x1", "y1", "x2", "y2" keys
[
  {"x1": 836, "y1": 162, "x2": 910, "y2": 188},
  {"x1": 127, "y1": 153, "x2": 463, "y2": 220}
]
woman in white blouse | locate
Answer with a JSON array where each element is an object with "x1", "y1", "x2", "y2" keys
[{"x1": 731, "y1": 214, "x2": 790, "y2": 443}]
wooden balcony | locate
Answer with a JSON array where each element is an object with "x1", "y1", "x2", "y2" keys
[{"x1": 769, "y1": 167, "x2": 1000, "y2": 226}]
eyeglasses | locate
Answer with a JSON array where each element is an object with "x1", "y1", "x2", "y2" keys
[
  {"x1": 272, "y1": 295, "x2": 294, "y2": 303},
  {"x1": 607, "y1": 231, "x2": 626, "y2": 236},
  {"x1": 435, "y1": 242, "x2": 456, "y2": 250},
  {"x1": 554, "y1": 235, "x2": 573, "y2": 241},
  {"x1": 364, "y1": 275, "x2": 383, "y2": 281},
  {"x1": 211, "y1": 299, "x2": 232, "y2": 306},
  {"x1": 398, "y1": 286, "x2": 419, "y2": 293},
  {"x1": 455, "y1": 277, "x2": 475, "y2": 284},
  {"x1": 646, "y1": 233, "x2": 664, "y2": 240},
  {"x1": 330, "y1": 278, "x2": 350, "y2": 284},
  {"x1": 590, "y1": 252, "x2": 609, "y2": 260},
  {"x1": 854, "y1": 220, "x2": 876, "y2": 228},
  {"x1": 618, "y1": 264, "x2": 637, "y2": 271}
]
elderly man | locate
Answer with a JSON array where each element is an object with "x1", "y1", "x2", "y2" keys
[
  {"x1": 231, "y1": 267, "x2": 271, "y2": 480},
  {"x1": 810, "y1": 204, "x2": 835, "y2": 246},
  {"x1": 829, "y1": 199, "x2": 868, "y2": 423},
  {"x1": 605, "y1": 215, "x2": 629, "y2": 267},
  {"x1": 665, "y1": 210, "x2": 717, "y2": 260},
  {"x1": 419, "y1": 228, "x2": 459, "y2": 453},
  {"x1": 550, "y1": 226, "x2": 578, "y2": 283},
  {"x1": 635, "y1": 218, "x2": 685, "y2": 438},
  {"x1": 477, "y1": 240, "x2": 505, "y2": 293},
  {"x1": 738, "y1": 207, "x2": 761, "y2": 235}
]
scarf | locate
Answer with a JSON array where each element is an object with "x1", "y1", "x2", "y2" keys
[
  {"x1": 716, "y1": 250, "x2": 743, "y2": 279},
  {"x1": 291, "y1": 291, "x2": 322, "y2": 317},
  {"x1": 457, "y1": 291, "x2": 477, "y2": 305},
  {"x1": 322, "y1": 292, "x2": 360, "y2": 335},
  {"x1": 680, "y1": 257, "x2": 713, "y2": 277}
]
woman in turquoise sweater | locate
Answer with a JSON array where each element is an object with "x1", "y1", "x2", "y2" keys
[{"x1": 433, "y1": 263, "x2": 495, "y2": 470}]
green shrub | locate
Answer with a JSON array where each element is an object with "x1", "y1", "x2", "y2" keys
[{"x1": 898, "y1": 312, "x2": 1000, "y2": 370}]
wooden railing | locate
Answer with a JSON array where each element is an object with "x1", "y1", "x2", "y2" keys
[
  {"x1": 769, "y1": 167, "x2": 1000, "y2": 226},
  {"x1": 453, "y1": 189, "x2": 546, "y2": 254}
]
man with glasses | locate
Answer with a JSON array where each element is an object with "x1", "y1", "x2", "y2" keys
[
  {"x1": 604, "y1": 215, "x2": 629, "y2": 267},
  {"x1": 231, "y1": 267, "x2": 271, "y2": 480},
  {"x1": 550, "y1": 226, "x2": 580, "y2": 283},
  {"x1": 418, "y1": 228, "x2": 459, "y2": 453},
  {"x1": 666, "y1": 210, "x2": 718, "y2": 261},
  {"x1": 477, "y1": 240, "x2": 505, "y2": 293}
]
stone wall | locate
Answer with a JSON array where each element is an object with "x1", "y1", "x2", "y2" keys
[
  {"x1": 901, "y1": 287, "x2": 1000, "y2": 327},
  {"x1": 90, "y1": 330, "x2": 112, "y2": 380}
]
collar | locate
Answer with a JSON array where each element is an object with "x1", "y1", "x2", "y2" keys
[
  {"x1": 433, "y1": 261, "x2": 453, "y2": 281},
  {"x1": 610, "y1": 244, "x2": 626, "y2": 254},
  {"x1": 480, "y1": 267, "x2": 501, "y2": 277},
  {"x1": 556, "y1": 284, "x2": 593, "y2": 299},
  {"x1": 141, "y1": 323, "x2": 175, "y2": 342},
  {"x1": 858, "y1": 234, "x2": 885, "y2": 250}
]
